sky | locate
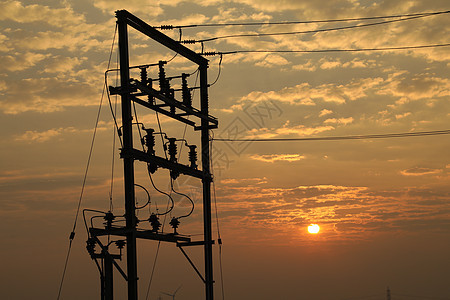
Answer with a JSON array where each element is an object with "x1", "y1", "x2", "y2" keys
[{"x1": 0, "y1": 0, "x2": 449, "y2": 299}]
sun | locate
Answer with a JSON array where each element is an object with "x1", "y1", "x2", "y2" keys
[{"x1": 307, "y1": 224, "x2": 320, "y2": 234}]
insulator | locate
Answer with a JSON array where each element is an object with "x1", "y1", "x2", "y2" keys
[
  {"x1": 142, "y1": 127, "x2": 155, "y2": 155},
  {"x1": 140, "y1": 67, "x2": 147, "y2": 85},
  {"x1": 169, "y1": 217, "x2": 180, "y2": 234},
  {"x1": 147, "y1": 78, "x2": 154, "y2": 103},
  {"x1": 170, "y1": 169, "x2": 180, "y2": 180},
  {"x1": 86, "y1": 238, "x2": 96, "y2": 256},
  {"x1": 104, "y1": 211, "x2": 115, "y2": 230},
  {"x1": 167, "y1": 138, "x2": 177, "y2": 163},
  {"x1": 160, "y1": 25, "x2": 173, "y2": 30},
  {"x1": 149, "y1": 214, "x2": 161, "y2": 232},
  {"x1": 188, "y1": 145, "x2": 197, "y2": 169},
  {"x1": 158, "y1": 61, "x2": 169, "y2": 95},
  {"x1": 115, "y1": 240, "x2": 126, "y2": 250},
  {"x1": 182, "y1": 39, "x2": 196, "y2": 44},
  {"x1": 203, "y1": 51, "x2": 217, "y2": 56},
  {"x1": 148, "y1": 162, "x2": 158, "y2": 174},
  {"x1": 182, "y1": 73, "x2": 192, "y2": 107}
]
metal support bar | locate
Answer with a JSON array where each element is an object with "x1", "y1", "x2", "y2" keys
[
  {"x1": 130, "y1": 96, "x2": 197, "y2": 127},
  {"x1": 117, "y1": 15, "x2": 138, "y2": 300},
  {"x1": 120, "y1": 148, "x2": 208, "y2": 180},
  {"x1": 200, "y1": 64, "x2": 214, "y2": 299},
  {"x1": 177, "y1": 240, "x2": 215, "y2": 247},
  {"x1": 115, "y1": 10, "x2": 208, "y2": 66},
  {"x1": 90, "y1": 227, "x2": 191, "y2": 243},
  {"x1": 93, "y1": 236, "x2": 129, "y2": 281},
  {"x1": 131, "y1": 80, "x2": 218, "y2": 125},
  {"x1": 178, "y1": 246, "x2": 206, "y2": 283}
]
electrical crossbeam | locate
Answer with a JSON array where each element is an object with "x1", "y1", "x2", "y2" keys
[
  {"x1": 90, "y1": 228, "x2": 191, "y2": 243},
  {"x1": 108, "y1": 82, "x2": 218, "y2": 130},
  {"x1": 131, "y1": 80, "x2": 218, "y2": 130},
  {"x1": 116, "y1": 10, "x2": 208, "y2": 66},
  {"x1": 120, "y1": 148, "x2": 210, "y2": 180}
]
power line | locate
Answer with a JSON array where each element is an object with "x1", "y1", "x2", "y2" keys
[
  {"x1": 56, "y1": 23, "x2": 118, "y2": 300},
  {"x1": 201, "y1": 43, "x2": 450, "y2": 56},
  {"x1": 211, "y1": 129, "x2": 450, "y2": 142},
  {"x1": 157, "y1": 10, "x2": 450, "y2": 29},
  {"x1": 181, "y1": 11, "x2": 449, "y2": 43}
]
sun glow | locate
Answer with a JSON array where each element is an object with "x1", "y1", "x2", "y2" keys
[{"x1": 308, "y1": 224, "x2": 320, "y2": 234}]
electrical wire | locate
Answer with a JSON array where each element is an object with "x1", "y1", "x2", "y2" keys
[
  {"x1": 56, "y1": 24, "x2": 118, "y2": 300},
  {"x1": 157, "y1": 10, "x2": 450, "y2": 29},
  {"x1": 105, "y1": 71, "x2": 124, "y2": 148},
  {"x1": 135, "y1": 183, "x2": 151, "y2": 210},
  {"x1": 209, "y1": 53, "x2": 223, "y2": 86},
  {"x1": 109, "y1": 48, "x2": 120, "y2": 213},
  {"x1": 132, "y1": 101, "x2": 175, "y2": 216},
  {"x1": 186, "y1": 12, "x2": 449, "y2": 43},
  {"x1": 211, "y1": 129, "x2": 450, "y2": 142},
  {"x1": 166, "y1": 28, "x2": 183, "y2": 63},
  {"x1": 209, "y1": 131, "x2": 225, "y2": 300},
  {"x1": 170, "y1": 179, "x2": 195, "y2": 219},
  {"x1": 204, "y1": 43, "x2": 450, "y2": 56}
]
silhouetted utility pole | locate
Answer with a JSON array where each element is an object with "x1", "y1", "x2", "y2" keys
[
  {"x1": 85, "y1": 10, "x2": 218, "y2": 300},
  {"x1": 387, "y1": 287, "x2": 391, "y2": 300}
]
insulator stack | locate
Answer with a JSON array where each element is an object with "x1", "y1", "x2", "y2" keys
[
  {"x1": 167, "y1": 138, "x2": 177, "y2": 163},
  {"x1": 169, "y1": 217, "x2": 180, "y2": 234},
  {"x1": 104, "y1": 211, "x2": 115, "y2": 230},
  {"x1": 115, "y1": 240, "x2": 126, "y2": 250},
  {"x1": 142, "y1": 127, "x2": 155, "y2": 155},
  {"x1": 158, "y1": 61, "x2": 169, "y2": 96},
  {"x1": 160, "y1": 25, "x2": 173, "y2": 30},
  {"x1": 149, "y1": 214, "x2": 161, "y2": 232},
  {"x1": 182, "y1": 73, "x2": 192, "y2": 107},
  {"x1": 188, "y1": 145, "x2": 197, "y2": 169},
  {"x1": 140, "y1": 67, "x2": 147, "y2": 85},
  {"x1": 86, "y1": 238, "x2": 96, "y2": 257},
  {"x1": 147, "y1": 78, "x2": 154, "y2": 103}
]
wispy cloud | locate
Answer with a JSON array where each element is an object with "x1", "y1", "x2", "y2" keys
[
  {"x1": 250, "y1": 154, "x2": 305, "y2": 163},
  {"x1": 400, "y1": 167, "x2": 443, "y2": 176}
]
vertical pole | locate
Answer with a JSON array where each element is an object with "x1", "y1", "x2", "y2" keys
[
  {"x1": 200, "y1": 64, "x2": 214, "y2": 300},
  {"x1": 117, "y1": 14, "x2": 138, "y2": 300},
  {"x1": 104, "y1": 251, "x2": 114, "y2": 300}
]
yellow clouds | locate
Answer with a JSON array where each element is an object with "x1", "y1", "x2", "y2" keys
[
  {"x1": 248, "y1": 121, "x2": 334, "y2": 139},
  {"x1": 400, "y1": 167, "x2": 443, "y2": 176},
  {"x1": 250, "y1": 154, "x2": 305, "y2": 163},
  {"x1": 240, "y1": 77, "x2": 384, "y2": 105},
  {"x1": 0, "y1": 52, "x2": 49, "y2": 72},
  {"x1": 0, "y1": 1, "x2": 85, "y2": 26}
]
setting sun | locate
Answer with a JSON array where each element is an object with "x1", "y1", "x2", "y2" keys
[{"x1": 308, "y1": 224, "x2": 320, "y2": 234}]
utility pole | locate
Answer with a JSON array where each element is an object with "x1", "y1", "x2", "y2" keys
[
  {"x1": 386, "y1": 287, "x2": 391, "y2": 300},
  {"x1": 85, "y1": 10, "x2": 218, "y2": 300}
]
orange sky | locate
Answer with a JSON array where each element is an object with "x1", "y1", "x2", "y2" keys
[{"x1": 1, "y1": 1, "x2": 449, "y2": 299}]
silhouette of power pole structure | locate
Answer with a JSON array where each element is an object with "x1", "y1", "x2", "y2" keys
[
  {"x1": 85, "y1": 10, "x2": 218, "y2": 300},
  {"x1": 386, "y1": 287, "x2": 391, "y2": 300}
]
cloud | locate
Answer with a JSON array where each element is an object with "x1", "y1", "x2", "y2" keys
[
  {"x1": 250, "y1": 154, "x2": 305, "y2": 163},
  {"x1": 247, "y1": 120, "x2": 335, "y2": 139},
  {"x1": 213, "y1": 177, "x2": 450, "y2": 242},
  {"x1": 0, "y1": 77, "x2": 100, "y2": 114},
  {"x1": 381, "y1": 73, "x2": 450, "y2": 101},
  {"x1": 400, "y1": 167, "x2": 443, "y2": 176},
  {"x1": 0, "y1": 52, "x2": 50, "y2": 72},
  {"x1": 319, "y1": 109, "x2": 333, "y2": 117},
  {"x1": 324, "y1": 117, "x2": 354, "y2": 125},
  {"x1": 240, "y1": 77, "x2": 384, "y2": 105},
  {"x1": 0, "y1": 1, "x2": 85, "y2": 27}
]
